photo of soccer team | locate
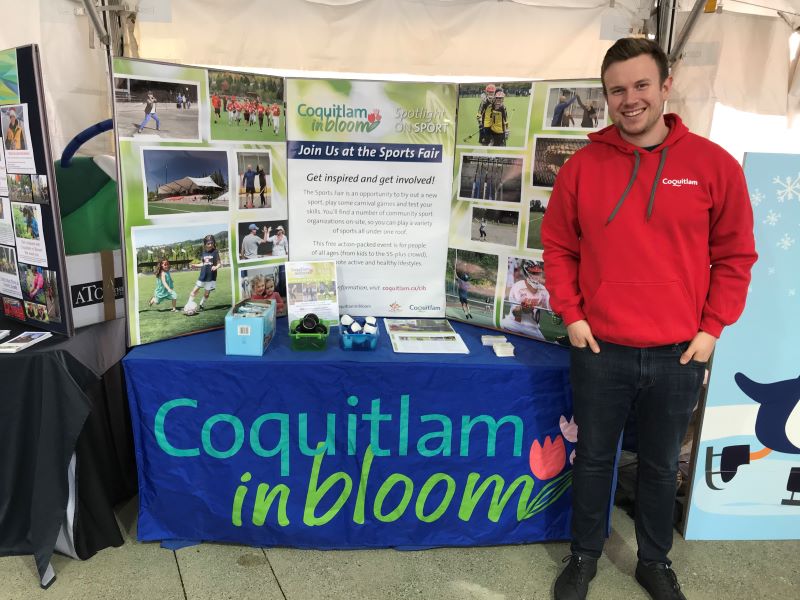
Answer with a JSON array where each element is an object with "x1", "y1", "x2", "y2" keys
[
  {"x1": 208, "y1": 69, "x2": 285, "y2": 143},
  {"x1": 455, "y1": 82, "x2": 532, "y2": 149},
  {"x1": 142, "y1": 148, "x2": 229, "y2": 216},
  {"x1": 531, "y1": 135, "x2": 590, "y2": 188},
  {"x1": 457, "y1": 154, "x2": 523, "y2": 203},
  {"x1": 114, "y1": 77, "x2": 201, "y2": 141},
  {"x1": 542, "y1": 84, "x2": 606, "y2": 131}
]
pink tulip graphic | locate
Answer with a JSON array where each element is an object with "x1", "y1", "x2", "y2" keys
[
  {"x1": 559, "y1": 415, "x2": 578, "y2": 442},
  {"x1": 529, "y1": 435, "x2": 566, "y2": 480},
  {"x1": 559, "y1": 415, "x2": 578, "y2": 465}
]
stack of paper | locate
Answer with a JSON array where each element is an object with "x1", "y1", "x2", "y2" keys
[
  {"x1": 492, "y1": 342, "x2": 515, "y2": 357},
  {"x1": 0, "y1": 331, "x2": 52, "y2": 353},
  {"x1": 481, "y1": 335, "x2": 507, "y2": 346}
]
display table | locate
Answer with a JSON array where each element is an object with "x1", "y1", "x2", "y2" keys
[
  {"x1": 123, "y1": 320, "x2": 573, "y2": 549},
  {"x1": 0, "y1": 316, "x2": 137, "y2": 588}
]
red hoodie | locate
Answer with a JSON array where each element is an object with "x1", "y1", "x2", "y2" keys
[{"x1": 541, "y1": 114, "x2": 757, "y2": 347}]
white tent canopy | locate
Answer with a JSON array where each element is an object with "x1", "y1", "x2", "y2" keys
[
  {"x1": 157, "y1": 176, "x2": 221, "y2": 196},
  {"x1": 1, "y1": 0, "x2": 798, "y2": 157}
]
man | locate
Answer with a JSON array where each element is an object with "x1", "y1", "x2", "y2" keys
[
  {"x1": 541, "y1": 38, "x2": 756, "y2": 600},
  {"x1": 242, "y1": 164, "x2": 257, "y2": 208},
  {"x1": 500, "y1": 259, "x2": 550, "y2": 340},
  {"x1": 211, "y1": 94, "x2": 221, "y2": 123},
  {"x1": 270, "y1": 102, "x2": 281, "y2": 135},
  {"x1": 476, "y1": 84, "x2": 496, "y2": 145},
  {"x1": 4, "y1": 108, "x2": 25, "y2": 150},
  {"x1": 483, "y1": 90, "x2": 509, "y2": 146},
  {"x1": 551, "y1": 92, "x2": 578, "y2": 127},
  {"x1": 137, "y1": 91, "x2": 160, "y2": 133},
  {"x1": 240, "y1": 223, "x2": 267, "y2": 260},
  {"x1": 257, "y1": 164, "x2": 268, "y2": 207}
]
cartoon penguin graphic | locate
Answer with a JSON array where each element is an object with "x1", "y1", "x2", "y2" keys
[{"x1": 705, "y1": 373, "x2": 800, "y2": 505}]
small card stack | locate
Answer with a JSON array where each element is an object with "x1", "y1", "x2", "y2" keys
[
  {"x1": 492, "y1": 342, "x2": 515, "y2": 357},
  {"x1": 0, "y1": 331, "x2": 53, "y2": 353},
  {"x1": 481, "y1": 335, "x2": 507, "y2": 346}
]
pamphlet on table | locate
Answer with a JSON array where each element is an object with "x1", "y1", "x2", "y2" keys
[
  {"x1": 383, "y1": 318, "x2": 468, "y2": 354},
  {"x1": 0, "y1": 330, "x2": 51, "y2": 353}
]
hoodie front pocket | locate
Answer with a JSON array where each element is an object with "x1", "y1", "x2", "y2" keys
[{"x1": 586, "y1": 280, "x2": 695, "y2": 342}]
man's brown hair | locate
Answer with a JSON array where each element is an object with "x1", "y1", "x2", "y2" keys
[{"x1": 601, "y1": 38, "x2": 670, "y2": 93}]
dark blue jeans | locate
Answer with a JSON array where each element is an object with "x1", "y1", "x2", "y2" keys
[{"x1": 569, "y1": 339, "x2": 705, "y2": 565}]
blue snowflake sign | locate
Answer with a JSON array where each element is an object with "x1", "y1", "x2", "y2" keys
[{"x1": 686, "y1": 152, "x2": 800, "y2": 541}]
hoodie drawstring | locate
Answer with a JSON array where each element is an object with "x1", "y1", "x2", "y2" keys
[
  {"x1": 646, "y1": 147, "x2": 669, "y2": 221},
  {"x1": 606, "y1": 147, "x2": 669, "y2": 224},
  {"x1": 606, "y1": 150, "x2": 639, "y2": 225}
]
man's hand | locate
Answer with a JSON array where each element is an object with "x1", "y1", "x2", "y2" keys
[
  {"x1": 567, "y1": 320, "x2": 599, "y2": 353},
  {"x1": 680, "y1": 331, "x2": 716, "y2": 364}
]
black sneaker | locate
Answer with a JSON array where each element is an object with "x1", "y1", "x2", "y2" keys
[
  {"x1": 635, "y1": 561, "x2": 687, "y2": 600},
  {"x1": 554, "y1": 553, "x2": 597, "y2": 600}
]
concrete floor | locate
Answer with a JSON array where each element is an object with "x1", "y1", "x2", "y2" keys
[{"x1": 1, "y1": 499, "x2": 798, "y2": 600}]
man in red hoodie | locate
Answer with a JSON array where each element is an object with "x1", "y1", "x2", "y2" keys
[{"x1": 542, "y1": 38, "x2": 756, "y2": 600}]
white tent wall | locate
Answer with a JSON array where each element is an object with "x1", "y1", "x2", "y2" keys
[
  {"x1": 0, "y1": 0, "x2": 114, "y2": 159},
  {"x1": 671, "y1": 9, "x2": 793, "y2": 138},
  {"x1": 1, "y1": 0, "x2": 797, "y2": 161},
  {"x1": 133, "y1": 0, "x2": 631, "y2": 80}
]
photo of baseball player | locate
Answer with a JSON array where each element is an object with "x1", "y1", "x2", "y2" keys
[{"x1": 113, "y1": 77, "x2": 200, "y2": 141}]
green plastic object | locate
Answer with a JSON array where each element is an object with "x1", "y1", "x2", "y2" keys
[
  {"x1": 288, "y1": 319, "x2": 329, "y2": 351},
  {"x1": 55, "y1": 158, "x2": 120, "y2": 255}
]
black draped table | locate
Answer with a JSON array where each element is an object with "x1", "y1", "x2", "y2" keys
[{"x1": 0, "y1": 316, "x2": 137, "y2": 588}]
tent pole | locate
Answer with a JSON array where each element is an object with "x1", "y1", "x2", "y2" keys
[
  {"x1": 668, "y1": 0, "x2": 709, "y2": 67},
  {"x1": 82, "y1": 0, "x2": 110, "y2": 47}
]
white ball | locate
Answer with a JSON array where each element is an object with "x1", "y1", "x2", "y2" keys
[{"x1": 183, "y1": 300, "x2": 199, "y2": 315}]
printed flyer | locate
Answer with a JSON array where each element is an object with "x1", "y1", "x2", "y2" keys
[
  {"x1": 286, "y1": 79, "x2": 457, "y2": 318},
  {"x1": 285, "y1": 260, "x2": 339, "y2": 326},
  {"x1": 446, "y1": 80, "x2": 606, "y2": 345},
  {"x1": 112, "y1": 58, "x2": 288, "y2": 345},
  {"x1": 1, "y1": 103, "x2": 36, "y2": 174}
]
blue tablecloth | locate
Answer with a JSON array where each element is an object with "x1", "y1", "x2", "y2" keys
[{"x1": 123, "y1": 320, "x2": 573, "y2": 549}]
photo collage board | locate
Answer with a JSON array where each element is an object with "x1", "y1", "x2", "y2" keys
[
  {"x1": 446, "y1": 79, "x2": 607, "y2": 345},
  {"x1": 0, "y1": 45, "x2": 73, "y2": 335},
  {"x1": 112, "y1": 58, "x2": 288, "y2": 346}
]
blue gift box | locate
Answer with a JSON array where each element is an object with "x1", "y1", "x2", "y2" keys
[{"x1": 225, "y1": 299, "x2": 276, "y2": 356}]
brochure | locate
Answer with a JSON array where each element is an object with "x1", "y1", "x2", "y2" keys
[
  {"x1": 0, "y1": 330, "x2": 52, "y2": 353},
  {"x1": 383, "y1": 318, "x2": 469, "y2": 354},
  {"x1": 284, "y1": 260, "x2": 339, "y2": 327}
]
